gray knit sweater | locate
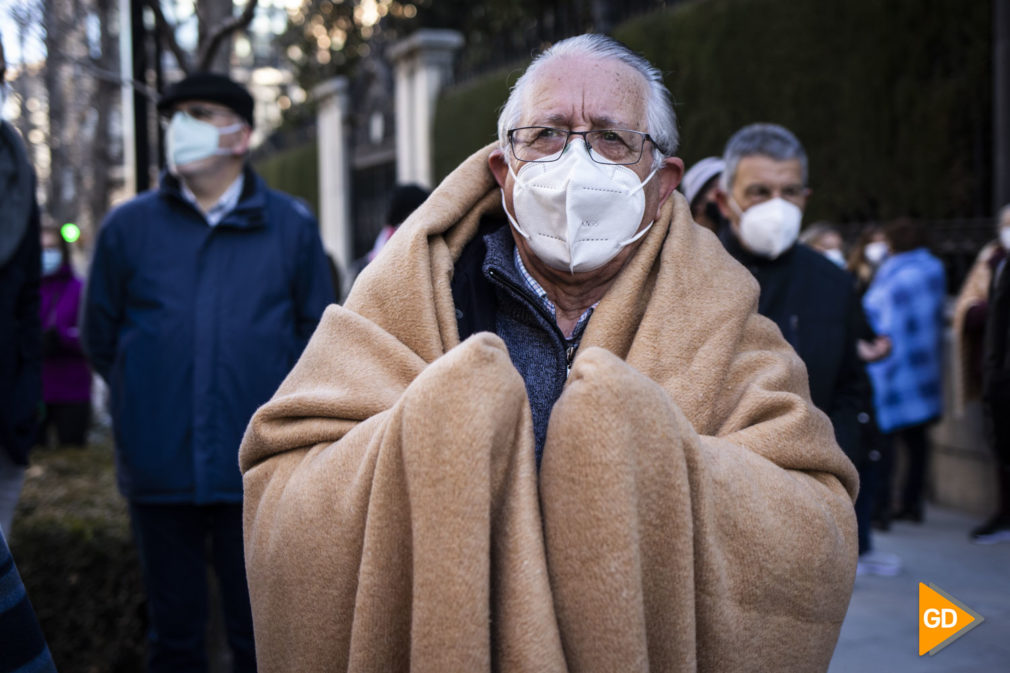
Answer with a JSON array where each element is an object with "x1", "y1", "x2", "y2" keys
[{"x1": 458, "y1": 227, "x2": 591, "y2": 467}]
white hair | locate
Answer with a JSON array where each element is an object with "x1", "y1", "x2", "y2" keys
[
  {"x1": 496, "y1": 34, "x2": 678, "y2": 166},
  {"x1": 720, "y1": 122, "x2": 808, "y2": 192}
]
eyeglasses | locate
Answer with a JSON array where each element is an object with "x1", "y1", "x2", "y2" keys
[{"x1": 507, "y1": 126, "x2": 660, "y2": 165}]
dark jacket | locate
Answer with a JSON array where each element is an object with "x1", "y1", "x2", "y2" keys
[
  {"x1": 722, "y1": 232, "x2": 866, "y2": 461},
  {"x1": 40, "y1": 265, "x2": 91, "y2": 404},
  {"x1": 82, "y1": 167, "x2": 335, "y2": 504},
  {"x1": 985, "y1": 260, "x2": 1010, "y2": 386},
  {"x1": 452, "y1": 219, "x2": 587, "y2": 466},
  {"x1": 0, "y1": 122, "x2": 41, "y2": 466},
  {"x1": 984, "y1": 259, "x2": 1010, "y2": 452}
]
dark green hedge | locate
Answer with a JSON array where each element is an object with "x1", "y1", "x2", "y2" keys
[
  {"x1": 433, "y1": 0, "x2": 992, "y2": 220},
  {"x1": 433, "y1": 63, "x2": 527, "y2": 181},
  {"x1": 10, "y1": 443, "x2": 146, "y2": 673},
  {"x1": 254, "y1": 141, "x2": 321, "y2": 218}
]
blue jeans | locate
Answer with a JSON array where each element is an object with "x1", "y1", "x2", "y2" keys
[{"x1": 129, "y1": 502, "x2": 256, "y2": 673}]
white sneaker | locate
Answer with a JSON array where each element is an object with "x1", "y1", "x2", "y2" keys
[{"x1": 857, "y1": 550, "x2": 902, "y2": 576}]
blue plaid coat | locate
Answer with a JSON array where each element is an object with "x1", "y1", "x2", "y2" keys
[{"x1": 863, "y1": 248, "x2": 946, "y2": 432}]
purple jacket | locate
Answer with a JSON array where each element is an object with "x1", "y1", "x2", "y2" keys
[{"x1": 40, "y1": 265, "x2": 91, "y2": 403}]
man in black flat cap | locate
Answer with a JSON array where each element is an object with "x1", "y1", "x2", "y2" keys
[{"x1": 82, "y1": 72, "x2": 335, "y2": 672}]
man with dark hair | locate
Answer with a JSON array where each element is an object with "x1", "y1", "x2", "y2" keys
[
  {"x1": 82, "y1": 72, "x2": 335, "y2": 671},
  {"x1": 715, "y1": 123, "x2": 885, "y2": 574},
  {"x1": 0, "y1": 36, "x2": 42, "y2": 540},
  {"x1": 0, "y1": 33, "x2": 56, "y2": 673}
]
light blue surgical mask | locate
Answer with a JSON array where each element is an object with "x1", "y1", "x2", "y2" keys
[
  {"x1": 166, "y1": 112, "x2": 244, "y2": 172},
  {"x1": 42, "y1": 248, "x2": 63, "y2": 275}
]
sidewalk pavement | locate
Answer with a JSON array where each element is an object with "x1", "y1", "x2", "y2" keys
[{"x1": 829, "y1": 504, "x2": 1010, "y2": 672}]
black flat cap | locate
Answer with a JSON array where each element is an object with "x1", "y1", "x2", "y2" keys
[{"x1": 157, "y1": 72, "x2": 254, "y2": 127}]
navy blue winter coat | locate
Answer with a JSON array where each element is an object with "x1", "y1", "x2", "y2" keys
[
  {"x1": 82, "y1": 167, "x2": 335, "y2": 504},
  {"x1": 0, "y1": 121, "x2": 41, "y2": 467}
]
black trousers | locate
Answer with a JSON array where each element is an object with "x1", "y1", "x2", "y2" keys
[
  {"x1": 38, "y1": 401, "x2": 91, "y2": 447},
  {"x1": 129, "y1": 502, "x2": 256, "y2": 673},
  {"x1": 984, "y1": 373, "x2": 1010, "y2": 514},
  {"x1": 879, "y1": 421, "x2": 931, "y2": 517}
]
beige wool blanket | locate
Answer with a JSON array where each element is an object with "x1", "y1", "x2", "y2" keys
[{"x1": 240, "y1": 144, "x2": 858, "y2": 672}]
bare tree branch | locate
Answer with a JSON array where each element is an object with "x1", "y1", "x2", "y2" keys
[
  {"x1": 71, "y1": 56, "x2": 159, "y2": 99},
  {"x1": 144, "y1": 0, "x2": 192, "y2": 73},
  {"x1": 197, "y1": 0, "x2": 259, "y2": 71}
]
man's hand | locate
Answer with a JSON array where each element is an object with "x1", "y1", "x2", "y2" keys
[{"x1": 857, "y1": 335, "x2": 891, "y2": 362}]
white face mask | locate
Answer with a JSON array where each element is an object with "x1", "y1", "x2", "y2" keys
[
  {"x1": 999, "y1": 227, "x2": 1010, "y2": 251},
  {"x1": 503, "y1": 141, "x2": 657, "y2": 274},
  {"x1": 731, "y1": 197, "x2": 802, "y2": 259},
  {"x1": 166, "y1": 112, "x2": 244, "y2": 172},
  {"x1": 823, "y1": 248, "x2": 847, "y2": 268},
  {"x1": 864, "y1": 240, "x2": 889, "y2": 266}
]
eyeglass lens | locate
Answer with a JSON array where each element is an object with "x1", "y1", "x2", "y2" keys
[{"x1": 511, "y1": 127, "x2": 646, "y2": 164}]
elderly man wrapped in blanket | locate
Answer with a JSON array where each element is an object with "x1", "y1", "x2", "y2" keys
[{"x1": 239, "y1": 34, "x2": 858, "y2": 673}]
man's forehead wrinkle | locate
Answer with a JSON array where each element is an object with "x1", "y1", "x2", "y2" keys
[
  {"x1": 525, "y1": 102, "x2": 633, "y2": 131},
  {"x1": 520, "y1": 55, "x2": 648, "y2": 131}
]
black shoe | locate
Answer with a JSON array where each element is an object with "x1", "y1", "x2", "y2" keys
[{"x1": 970, "y1": 515, "x2": 1010, "y2": 544}]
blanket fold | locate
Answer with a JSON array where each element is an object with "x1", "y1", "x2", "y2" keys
[{"x1": 240, "y1": 143, "x2": 858, "y2": 672}]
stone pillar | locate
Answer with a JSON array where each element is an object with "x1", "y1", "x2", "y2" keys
[
  {"x1": 389, "y1": 29, "x2": 464, "y2": 187},
  {"x1": 314, "y1": 77, "x2": 352, "y2": 297}
]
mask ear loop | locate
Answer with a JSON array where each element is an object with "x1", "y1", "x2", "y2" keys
[
  {"x1": 630, "y1": 166, "x2": 658, "y2": 194},
  {"x1": 501, "y1": 189, "x2": 530, "y2": 239},
  {"x1": 613, "y1": 164, "x2": 662, "y2": 247},
  {"x1": 214, "y1": 121, "x2": 247, "y2": 157},
  {"x1": 215, "y1": 121, "x2": 246, "y2": 135},
  {"x1": 501, "y1": 157, "x2": 532, "y2": 238}
]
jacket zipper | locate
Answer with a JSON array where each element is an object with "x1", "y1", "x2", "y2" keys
[{"x1": 487, "y1": 267, "x2": 575, "y2": 376}]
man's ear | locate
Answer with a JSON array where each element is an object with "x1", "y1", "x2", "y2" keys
[
  {"x1": 715, "y1": 188, "x2": 733, "y2": 221},
  {"x1": 232, "y1": 125, "x2": 253, "y2": 156},
  {"x1": 654, "y1": 157, "x2": 684, "y2": 216},
  {"x1": 489, "y1": 147, "x2": 509, "y2": 188}
]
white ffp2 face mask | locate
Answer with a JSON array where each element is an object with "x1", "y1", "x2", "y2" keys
[
  {"x1": 732, "y1": 197, "x2": 802, "y2": 259},
  {"x1": 166, "y1": 112, "x2": 244, "y2": 172},
  {"x1": 503, "y1": 142, "x2": 657, "y2": 274},
  {"x1": 864, "y1": 241, "x2": 889, "y2": 266}
]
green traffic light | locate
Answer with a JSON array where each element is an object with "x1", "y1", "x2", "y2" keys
[{"x1": 60, "y1": 222, "x2": 80, "y2": 243}]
